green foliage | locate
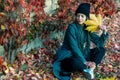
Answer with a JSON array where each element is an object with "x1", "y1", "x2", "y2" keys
[
  {"x1": 0, "y1": 45, "x2": 5, "y2": 57},
  {"x1": 20, "y1": 63, "x2": 28, "y2": 71},
  {"x1": 0, "y1": 0, "x2": 4, "y2": 12},
  {"x1": 8, "y1": 49, "x2": 18, "y2": 64},
  {"x1": 20, "y1": 37, "x2": 44, "y2": 54}
]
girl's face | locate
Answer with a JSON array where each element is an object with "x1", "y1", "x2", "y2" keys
[{"x1": 76, "y1": 13, "x2": 87, "y2": 24}]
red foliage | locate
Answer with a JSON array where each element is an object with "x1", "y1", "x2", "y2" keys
[
  {"x1": 91, "y1": 0, "x2": 117, "y2": 17},
  {"x1": 0, "y1": 56, "x2": 4, "y2": 67},
  {"x1": 0, "y1": 0, "x2": 118, "y2": 51}
]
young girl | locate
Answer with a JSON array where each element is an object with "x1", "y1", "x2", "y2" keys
[{"x1": 53, "y1": 3, "x2": 108, "y2": 80}]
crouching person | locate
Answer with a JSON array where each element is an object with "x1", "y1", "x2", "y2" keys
[{"x1": 53, "y1": 3, "x2": 109, "y2": 80}]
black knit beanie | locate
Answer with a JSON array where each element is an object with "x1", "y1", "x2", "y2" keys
[{"x1": 75, "y1": 3, "x2": 90, "y2": 18}]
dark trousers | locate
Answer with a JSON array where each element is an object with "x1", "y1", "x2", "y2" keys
[{"x1": 60, "y1": 47, "x2": 106, "y2": 73}]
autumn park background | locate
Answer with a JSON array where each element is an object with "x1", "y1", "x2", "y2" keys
[{"x1": 0, "y1": 0, "x2": 120, "y2": 80}]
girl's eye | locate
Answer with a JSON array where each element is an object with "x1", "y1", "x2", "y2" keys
[
  {"x1": 77, "y1": 14, "x2": 84, "y2": 18},
  {"x1": 77, "y1": 15, "x2": 80, "y2": 17},
  {"x1": 81, "y1": 15, "x2": 84, "y2": 18}
]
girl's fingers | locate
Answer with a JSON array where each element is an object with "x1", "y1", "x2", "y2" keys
[
  {"x1": 99, "y1": 25, "x2": 107, "y2": 30},
  {"x1": 86, "y1": 62, "x2": 96, "y2": 68}
]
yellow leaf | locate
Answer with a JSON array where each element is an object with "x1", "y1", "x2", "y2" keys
[
  {"x1": 108, "y1": 64, "x2": 113, "y2": 68},
  {"x1": 44, "y1": 78, "x2": 47, "y2": 80},
  {"x1": 84, "y1": 14, "x2": 103, "y2": 32},
  {"x1": 30, "y1": 70, "x2": 35, "y2": 74},
  {"x1": 84, "y1": 20, "x2": 98, "y2": 26},
  {"x1": 75, "y1": 78, "x2": 80, "y2": 80},
  {"x1": 1, "y1": 25, "x2": 6, "y2": 30},
  {"x1": 90, "y1": 14, "x2": 98, "y2": 24},
  {"x1": 2, "y1": 61, "x2": 7, "y2": 65},
  {"x1": 85, "y1": 25, "x2": 98, "y2": 32},
  {"x1": 3, "y1": 62, "x2": 9, "y2": 74},
  {"x1": 118, "y1": 65, "x2": 120, "y2": 69},
  {"x1": 0, "y1": 12, "x2": 7, "y2": 17},
  {"x1": 97, "y1": 14, "x2": 102, "y2": 25},
  {"x1": 100, "y1": 76, "x2": 116, "y2": 80},
  {"x1": 4, "y1": 66, "x2": 9, "y2": 74}
]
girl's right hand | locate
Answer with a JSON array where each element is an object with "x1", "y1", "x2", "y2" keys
[
  {"x1": 99, "y1": 25, "x2": 108, "y2": 34},
  {"x1": 85, "y1": 61, "x2": 96, "y2": 70}
]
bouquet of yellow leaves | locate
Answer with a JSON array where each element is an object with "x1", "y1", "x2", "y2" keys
[{"x1": 84, "y1": 14, "x2": 102, "y2": 32}]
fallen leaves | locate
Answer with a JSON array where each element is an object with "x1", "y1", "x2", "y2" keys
[
  {"x1": 99, "y1": 76, "x2": 116, "y2": 80},
  {"x1": 0, "y1": 56, "x2": 4, "y2": 67},
  {"x1": 0, "y1": 0, "x2": 120, "y2": 80},
  {"x1": 0, "y1": 12, "x2": 119, "y2": 80}
]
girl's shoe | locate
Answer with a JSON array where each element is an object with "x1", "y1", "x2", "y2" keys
[{"x1": 83, "y1": 68, "x2": 94, "y2": 79}]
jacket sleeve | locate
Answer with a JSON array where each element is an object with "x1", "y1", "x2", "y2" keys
[
  {"x1": 66, "y1": 24, "x2": 86, "y2": 63},
  {"x1": 90, "y1": 32, "x2": 109, "y2": 47}
]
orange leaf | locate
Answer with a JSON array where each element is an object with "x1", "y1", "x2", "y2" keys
[
  {"x1": 19, "y1": 0, "x2": 26, "y2": 7},
  {"x1": 0, "y1": 56, "x2": 4, "y2": 67},
  {"x1": 12, "y1": 7, "x2": 15, "y2": 12},
  {"x1": 5, "y1": 6, "x2": 10, "y2": 11}
]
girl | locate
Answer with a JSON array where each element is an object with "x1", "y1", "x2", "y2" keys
[{"x1": 53, "y1": 3, "x2": 108, "y2": 80}]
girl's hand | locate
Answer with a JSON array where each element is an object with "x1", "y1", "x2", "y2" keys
[
  {"x1": 85, "y1": 61, "x2": 96, "y2": 70},
  {"x1": 99, "y1": 25, "x2": 106, "y2": 30}
]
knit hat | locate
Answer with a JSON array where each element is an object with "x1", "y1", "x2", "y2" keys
[{"x1": 75, "y1": 3, "x2": 90, "y2": 18}]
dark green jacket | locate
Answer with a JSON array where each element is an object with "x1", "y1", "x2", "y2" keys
[{"x1": 53, "y1": 22, "x2": 108, "y2": 79}]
